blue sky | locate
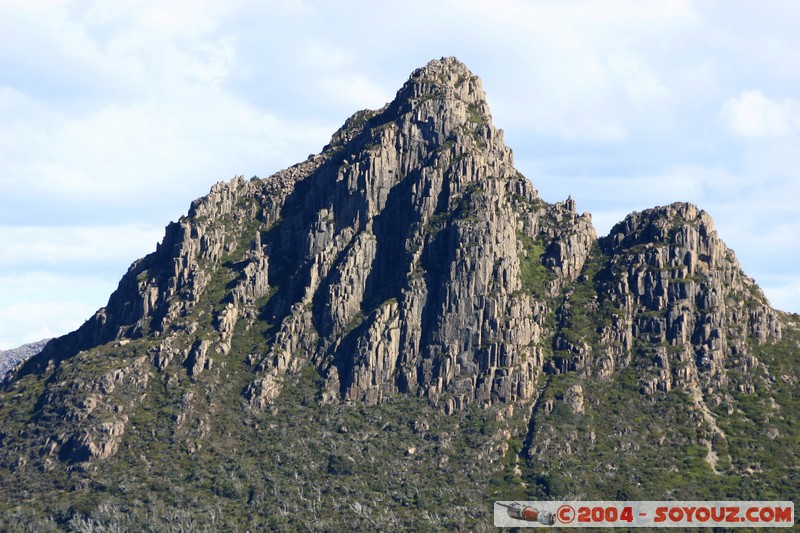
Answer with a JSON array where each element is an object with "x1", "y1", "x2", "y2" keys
[{"x1": 1, "y1": 0, "x2": 799, "y2": 349}]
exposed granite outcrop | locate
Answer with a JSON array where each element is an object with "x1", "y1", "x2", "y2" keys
[{"x1": 2, "y1": 58, "x2": 791, "y2": 475}]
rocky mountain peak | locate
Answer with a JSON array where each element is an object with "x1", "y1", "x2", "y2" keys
[
  {"x1": 397, "y1": 56, "x2": 490, "y2": 110},
  {"x1": 1, "y1": 58, "x2": 797, "y2": 530},
  {"x1": 326, "y1": 56, "x2": 503, "y2": 172},
  {"x1": 603, "y1": 202, "x2": 717, "y2": 257}
]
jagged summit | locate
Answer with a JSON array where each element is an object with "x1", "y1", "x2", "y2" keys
[
  {"x1": 326, "y1": 56, "x2": 505, "y2": 179},
  {"x1": 408, "y1": 56, "x2": 476, "y2": 85},
  {"x1": 396, "y1": 56, "x2": 492, "y2": 113},
  {"x1": 0, "y1": 58, "x2": 796, "y2": 530},
  {"x1": 604, "y1": 202, "x2": 714, "y2": 251}
]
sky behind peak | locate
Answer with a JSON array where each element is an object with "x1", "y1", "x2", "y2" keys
[{"x1": 1, "y1": 1, "x2": 798, "y2": 348}]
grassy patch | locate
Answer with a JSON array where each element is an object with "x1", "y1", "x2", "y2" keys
[{"x1": 516, "y1": 231, "x2": 554, "y2": 298}]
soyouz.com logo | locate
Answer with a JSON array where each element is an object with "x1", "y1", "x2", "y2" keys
[{"x1": 494, "y1": 501, "x2": 794, "y2": 528}]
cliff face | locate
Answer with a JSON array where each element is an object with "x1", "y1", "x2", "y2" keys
[
  {"x1": 1, "y1": 58, "x2": 797, "y2": 530},
  {"x1": 548, "y1": 201, "x2": 781, "y2": 386},
  {"x1": 13, "y1": 58, "x2": 596, "y2": 423}
]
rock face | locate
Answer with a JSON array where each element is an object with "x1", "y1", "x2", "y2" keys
[
  {"x1": 601, "y1": 203, "x2": 780, "y2": 386},
  {"x1": 548, "y1": 202, "x2": 781, "y2": 386},
  {"x1": 12, "y1": 57, "x2": 596, "y2": 416},
  {"x1": 0, "y1": 57, "x2": 797, "y2": 530},
  {"x1": 0, "y1": 339, "x2": 50, "y2": 379}
]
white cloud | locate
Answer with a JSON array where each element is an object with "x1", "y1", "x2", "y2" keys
[
  {"x1": 0, "y1": 225, "x2": 163, "y2": 267},
  {"x1": 0, "y1": 76, "x2": 333, "y2": 220},
  {"x1": 761, "y1": 277, "x2": 800, "y2": 316},
  {"x1": 719, "y1": 90, "x2": 798, "y2": 137},
  {"x1": 300, "y1": 42, "x2": 354, "y2": 71},
  {"x1": 0, "y1": 226, "x2": 158, "y2": 349},
  {"x1": 0, "y1": 0, "x2": 338, "y2": 222},
  {"x1": 318, "y1": 74, "x2": 391, "y2": 112},
  {"x1": 531, "y1": 164, "x2": 741, "y2": 219},
  {"x1": 0, "y1": 300, "x2": 99, "y2": 350},
  {"x1": 587, "y1": 210, "x2": 632, "y2": 238},
  {"x1": 441, "y1": 0, "x2": 695, "y2": 142},
  {"x1": 0, "y1": 272, "x2": 115, "y2": 350},
  {"x1": 606, "y1": 48, "x2": 671, "y2": 109}
]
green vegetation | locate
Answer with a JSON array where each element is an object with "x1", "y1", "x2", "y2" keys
[
  {"x1": 0, "y1": 355, "x2": 533, "y2": 531},
  {"x1": 554, "y1": 243, "x2": 619, "y2": 347},
  {"x1": 466, "y1": 103, "x2": 488, "y2": 127},
  {"x1": 524, "y1": 372, "x2": 730, "y2": 500},
  {"x1": 516, "y1": 231, "x2": 555, "y2": 298}
]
